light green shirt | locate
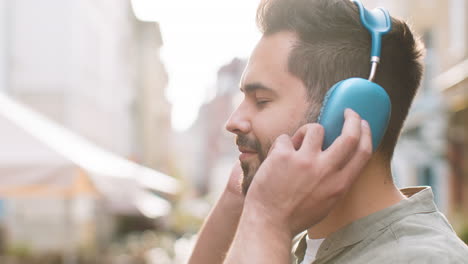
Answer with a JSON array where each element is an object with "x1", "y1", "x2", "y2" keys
[{"x1": 293, "y1": 187, "x2": 468, "y2": 263}]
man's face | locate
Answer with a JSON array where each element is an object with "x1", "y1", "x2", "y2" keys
[{"x1": 225, "y1": 31, "x2": 312, "y2": 195}]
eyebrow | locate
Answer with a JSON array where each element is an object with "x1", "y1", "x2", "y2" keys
[{"x1": 240, "y1": 83, "x2": 277, "y2": 95}]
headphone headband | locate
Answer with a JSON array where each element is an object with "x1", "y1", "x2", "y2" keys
[{"x1": 351, "y1": 0, "x2": 391, "y2": 59}]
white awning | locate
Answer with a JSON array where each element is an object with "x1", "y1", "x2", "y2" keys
[
  {"x1": 0, "y1": 92, "x2": 179, "y2": 218},
  {"x1": 434, "y1": 58, "x2": 468, "y2": 112}
]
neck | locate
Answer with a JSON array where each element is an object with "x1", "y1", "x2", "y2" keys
[{"x1": 307, "y1": 154, "x2": 406, "y2": 239}]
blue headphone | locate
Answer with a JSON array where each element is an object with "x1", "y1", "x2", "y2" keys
[{"x1": 317, "y1": 0, "x2": 392, "y2": 151}]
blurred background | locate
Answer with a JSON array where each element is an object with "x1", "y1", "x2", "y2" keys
[{"x1": 0, "y1": 0, "x2": 466, "y2": 263}]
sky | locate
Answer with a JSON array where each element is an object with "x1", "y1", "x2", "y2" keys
[{"x1": 131, "y1": 0, "x2": 261, "y2": 131}]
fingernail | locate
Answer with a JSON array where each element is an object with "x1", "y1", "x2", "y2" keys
[
  {"x1": 361, "y1": 120, "x2": 370, "y2": 129},
  {"x1": 345, "y1": 108, "x2": 359, "y2": 118}
]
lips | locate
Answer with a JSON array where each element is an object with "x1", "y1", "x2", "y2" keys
[
  {"x1": 238, "y1": 147, "x2": 257, "y2": 154},
  {"x1": 238, "y1": 146, "x2": 257, "y2": 161}
]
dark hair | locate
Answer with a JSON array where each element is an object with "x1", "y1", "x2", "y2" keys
[{"x1": 256, "y1": 0, "x2": 425, "y2": 159}]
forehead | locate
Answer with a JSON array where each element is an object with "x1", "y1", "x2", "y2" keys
[{"x1": 240, "y1": 31, "x2": 306, "y2": 95}]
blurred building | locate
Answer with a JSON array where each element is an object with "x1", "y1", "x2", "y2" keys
[
  {"x1": 1, "y1": 0, "x2": 170, "y2": 168},
  {"x1": 0, "y1": 0, "x2": 174, "y2": 258},
  {"x1": 132, "y1": 21, "x2": 172, "y2": 173},
  {"x1": 364, "y1": 0, "x2": 468, "y2": 229},
  {"x1": 432, "y1": 0, "x2": 468, "y2": 228},
  {"x1": 177, "y1": 58, "x2": 246, "y2": 197}
]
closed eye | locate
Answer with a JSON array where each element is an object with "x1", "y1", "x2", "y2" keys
[{"x1": 255, "y1": 99, "x2": 271, "y2": 108}]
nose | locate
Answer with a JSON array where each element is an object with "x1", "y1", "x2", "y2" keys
[{"x1": 225, "y1": 104, "x2": 251, "y2": 135}]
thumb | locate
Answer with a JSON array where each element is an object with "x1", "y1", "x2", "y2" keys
[
  {"x1": 226, "y1": 161, "x2": 244, "y2": 196},
  {"x1": 267, "y1": 134, "x2": 294, "y2": 156},
  {"x1": 291, "y1": 125, "x2": 307, "y2": 150}
]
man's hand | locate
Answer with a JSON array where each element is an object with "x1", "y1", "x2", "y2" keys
[
  {"x1": 224, "y1": 161, "x2": 244, "y2": 198},
  {"x1": 188, "y1": 162, "x2": 245, "y2": 264},
  {"x1": 246, "y1": 109, "x2": 372, "y2": 237},
  {"x1": 224, "y1": 109, "x2": 372, "y2": 264}
]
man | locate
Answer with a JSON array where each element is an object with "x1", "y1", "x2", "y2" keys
[{"x1": 189, "y1": 0, "x2": 468, "y2": 263}]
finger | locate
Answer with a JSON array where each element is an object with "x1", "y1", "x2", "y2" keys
[
  {"x1": 227, "y1": 161, "x2": 244, "y2": 195},
  {"x1": 230, "y1": 161, "x2": 243, "y2": 178},
  {"x1": 326, "y1": 119, "x2": 373, "y2": 197},
  {"x1": 341, "y1": 119, "x2": 373, "y2": 178},
  {"x1": 323, "y1": 109, "x2": 362, "y2": 170},
  {"x1": 298, "y1": 123, "x2": 324, "y2": 154},
  {"x1": 291, "y1": 125, "x2": 307, "y2": 150},
  {"x1": 270, "y1": 134, "x2": 295, "y2": 156},
  {"x1": 268, "y1": 134, "x2": 295, "y2": 156}
]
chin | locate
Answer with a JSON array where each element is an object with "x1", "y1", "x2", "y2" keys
[
  {"x1": 240, "y1": 156, "x2": 262, "y2": 195},
  {"x1": 241, "y1": 167, "x2": 257, "y2": 195}
]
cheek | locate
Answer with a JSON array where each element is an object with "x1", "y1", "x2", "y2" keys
[
  {"x1": 252, "y1": 103, "x2": 308, "y2": 149},
  {"x1": 268, "y1": 102, "x2": 309, "y2": 130}
]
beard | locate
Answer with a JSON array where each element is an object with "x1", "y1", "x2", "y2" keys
[{"x1": 236, "y1": 134, "x2": 271, "y2": 195}]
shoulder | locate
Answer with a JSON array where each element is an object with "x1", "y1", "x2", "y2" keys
[
  {"x1": 391, "y1": 240, "x2": 468, "y2": 263},
  {"x1": 382, "y1": 212, "x2": 468, "y2": 263}
]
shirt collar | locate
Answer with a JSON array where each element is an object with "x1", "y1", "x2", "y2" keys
[{"x1": 294, "y1": 186, "x2": 437, "y2": 262}]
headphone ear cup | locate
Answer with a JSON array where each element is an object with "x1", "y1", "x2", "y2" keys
[{"x1": 317, "y1": 78, "x2": 391, "y2": 151}]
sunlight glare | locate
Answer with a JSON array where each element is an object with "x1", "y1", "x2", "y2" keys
[{"x1": 131, "y1": 0, "x2": 260, "y2": 131}]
